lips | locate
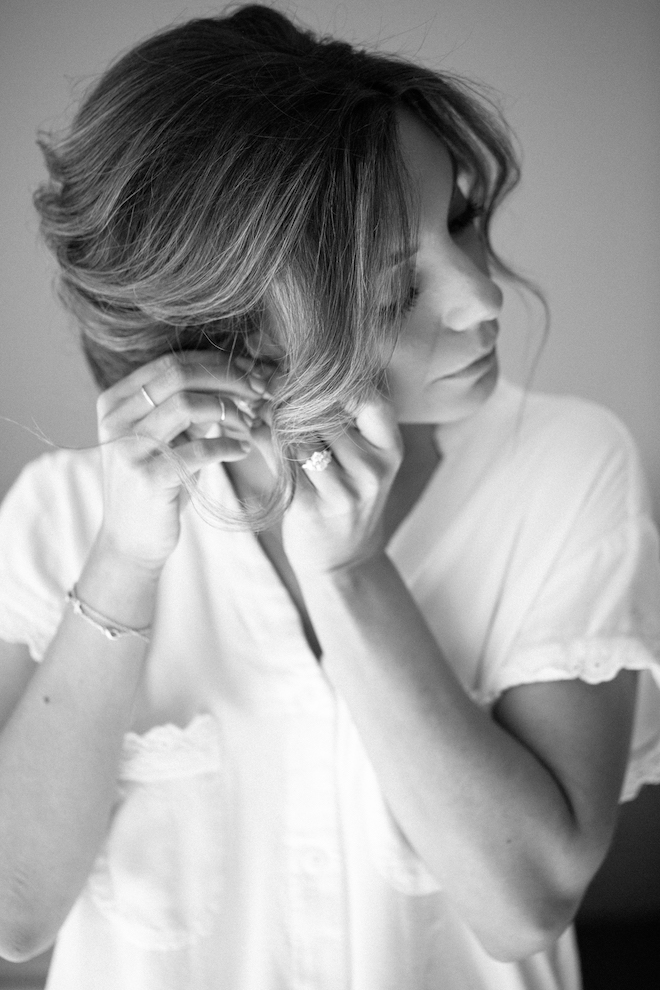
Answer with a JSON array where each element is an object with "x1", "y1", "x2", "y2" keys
[{"x1": 441, "y1": 347, "x2": 496, "y2": 379}]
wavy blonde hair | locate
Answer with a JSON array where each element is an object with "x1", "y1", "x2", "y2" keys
[{"x1": 35, "y1": 3, "x2": 523, "y2": 528}]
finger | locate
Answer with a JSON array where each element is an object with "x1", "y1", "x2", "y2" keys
[
  {"x1": 231, "y1": 355, "x2": 279, "y2": 398},
  {"x1": 294, "y1": 417, "x2": 397, "y2": 487},
  {"x1": 106, "y1": 351, "x2": 270, "y2": 412},
  {"x1": 291, "y1": 399, "x2": 400, "y2": 477},
  {"x1": 145, "y1": 360, "x2": 267, "y2": 409},
  {"x1": 293, "y1": 443, "x2": 349, "y2": 500},
  {"x1": 178, "y1": 351, "x2": 275, "y2": 399},
  {"x1": 145, "y1": 392, "x2": 255, "y2": 445},
  {"x1": 244, "y1": 422, "x2": 279, "y2": 475},
  {"x1": 174, "y1": 434, "x2": 252, "y2": 471},
  {"x1": 114, "y1": 384, "x2": 263, "y2": 437},
  {"x1": 296, "y1": 444, "x2": 335, "y2": 473},
  {"x1": 350, "y1": 398, "x2": 401, "y2": 454}
]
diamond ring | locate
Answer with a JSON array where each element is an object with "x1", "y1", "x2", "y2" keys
[{"x1": 302, "y1": 449, "x2": 332, "y2": 472}]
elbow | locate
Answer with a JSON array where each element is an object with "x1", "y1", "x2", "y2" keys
[
  {"x1": 479, "y1": 834, "x2": 609, "y2": 962},
  {"x1": 474, "y1": 870, "x2": 589, "y2": 962},
  {"x1": 479, "y1": 895, "x2": 578, "y2": 962}
]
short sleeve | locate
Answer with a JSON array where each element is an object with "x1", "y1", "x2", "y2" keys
[
  {"x1": 0, "y1": 449, "x2": 103, "y2": 660},
  {"x1": 491, "y1": 514, "x2": 660, "y2": 693},
  {"x1": 477, "y1": 399, "x2": 660, "y2": 800}
]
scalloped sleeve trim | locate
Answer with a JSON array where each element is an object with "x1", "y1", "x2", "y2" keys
[
  {"x1": 476, "y1": 635, "x2": 660, "y2": 706},
  {"x1": 474, "y1": 636, "x2": 660, "y2": 803}
]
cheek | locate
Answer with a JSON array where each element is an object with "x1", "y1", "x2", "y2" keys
[
  {"x1": 385, "y1": 323, "x2": 433, "y2": 400},
  {"x1": 393, "y1": 314, "x2": 435, "y2": 363}
]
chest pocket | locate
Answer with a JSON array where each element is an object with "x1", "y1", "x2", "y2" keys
[{"x1": 87, "y1": 714, "x2": 226, "y2": 951}]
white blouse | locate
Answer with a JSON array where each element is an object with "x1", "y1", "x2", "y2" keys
[{"x1": 1, "y1": 378, "x2": 659, "y2": 990}]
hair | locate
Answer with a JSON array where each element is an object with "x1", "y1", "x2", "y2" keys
[{"x1": 34, "y1": 3, "x2": 526, "y2": 529}]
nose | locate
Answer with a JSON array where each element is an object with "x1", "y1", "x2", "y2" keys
[{"x1": 439, "y1": 246, "x2": 503, "y2": 332}]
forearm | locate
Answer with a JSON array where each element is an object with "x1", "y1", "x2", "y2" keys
[
  {"x1": 0, "y1": 537, "x2": 160, "y2": 960},
  {"x1": 299, "y1": 553, "x2": 589, "y2": 958}
]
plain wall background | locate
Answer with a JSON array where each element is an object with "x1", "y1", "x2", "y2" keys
[{"x1": 0, "y1": 0, "x2": 659, "y2": 986}]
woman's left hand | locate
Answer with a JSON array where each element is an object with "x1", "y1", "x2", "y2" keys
[{"x1": 281, "y1": 398, "x2": 403, "y2": 575}]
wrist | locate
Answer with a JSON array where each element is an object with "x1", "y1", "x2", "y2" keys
[
  {"x1": 76, "y1": 534, "x2": 163, "y2": 632},
  {"x1": 295, "y1": 549, "x2": 391, "y2": 590},
  {"x1": 93, "y1": 527, "x2": 170, "y2": 580}
]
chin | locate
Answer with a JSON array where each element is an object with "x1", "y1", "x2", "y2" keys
[{"x1": 395, "y1": 359, "x2": 499, "y2": 424}]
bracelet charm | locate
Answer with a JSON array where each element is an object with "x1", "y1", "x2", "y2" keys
[{"x1": 65, "y1": 586, "x2": 151, "y2": 644}]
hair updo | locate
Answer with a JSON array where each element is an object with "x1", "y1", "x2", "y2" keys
[{"x1": 34, "y1": 3, "x2": 521, "y2": 527}]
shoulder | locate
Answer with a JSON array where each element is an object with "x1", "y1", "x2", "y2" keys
[
  {"x1": 3, "y1": 446, "x2": 102, "y2": 503},
  {"x1": 498, "y1": 382, "x2": 649, "y2": 518},
  {"x1": 0, "y1": 447, "x2": 103, "y2": 543},
  {"x1": 513, "y1": 384, "x2": 637, "y2": 459}
]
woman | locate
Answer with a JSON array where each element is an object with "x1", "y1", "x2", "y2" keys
[{"x1": 0, "y1": 5, "x2": 659, "y2": 988}]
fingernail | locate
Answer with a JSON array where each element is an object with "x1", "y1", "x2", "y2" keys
[
  {"x1": 233, "y1": 356, "x2": 254, "y2": 372},
  {"x1": 248, "y1": 374, "x2": 268, "y2": 395},
  {"x1": 239, "y1": 440, "x2": 252, "y2": 451},
  {"x1": 236, "y1": 398, "x2": 258, "y2": 418}
]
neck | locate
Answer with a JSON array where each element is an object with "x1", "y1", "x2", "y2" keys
[{"x1": 398, "y1": 422, "x2": 440, "y2": 460}]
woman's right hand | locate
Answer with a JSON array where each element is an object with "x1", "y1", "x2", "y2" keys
[{"x1": 95, "y1": 351, "x2": 268, "y2": 572}]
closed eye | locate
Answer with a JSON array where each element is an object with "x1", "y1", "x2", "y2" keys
[
  {"x1": 448, "y1": 199, "x2": 482, "y2": 235},
  {"x1": 401, "y1": 283, "x2": 420, "y2": 314},
  {"x1": 378, "y1": 281, "x2": 420, "y2": 323}
]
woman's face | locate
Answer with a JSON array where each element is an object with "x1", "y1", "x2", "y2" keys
[{"x1": 386, "y1": 110, "x2": 503, "y2": 424}]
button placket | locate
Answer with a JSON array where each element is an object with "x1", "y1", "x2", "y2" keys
[{"x1": 285, "y1": 692, "x2": 348, "y2": 989}]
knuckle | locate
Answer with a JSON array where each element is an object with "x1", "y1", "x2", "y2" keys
[
  {"x1": 362, "y1": 473, "x2": 381, "y2": 499},
  {"x1": 156, "y1": 352, "x2": 180, "y2": 374},
  {"x1": 391, "y1": 432, "x2": 405, "y2": 461},
  {"x1": 356, "y1": 456, "x2": 385, "y2": 492},
  {"x1": 97, "y1": 402, "x2": 119, "y2": 437},
  {"x1": 389, "y1": 447, "x2": 404, "y2": 473},
  {"x1": 96, "y1": 387, "x2": 116, "y2": 419},
  {"x1": 188, "y1": 437, "x2": 209, "y2": 461},
  {"x1": 172, "y1": 390, "x2": 195, "y2": 416},
  {"x1": 332, "y1": 488, "x2": 354, "y2": 513},
  {"x1": 157, "y1": 354, "x2": 184, "y2": 387}
]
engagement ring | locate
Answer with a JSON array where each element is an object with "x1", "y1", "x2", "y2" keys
[{"x1": 302, "y1": 449, "x2": 332, "y2": 472}]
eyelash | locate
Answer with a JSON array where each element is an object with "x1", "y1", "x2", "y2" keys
[
  {"x1": 378, "y1": 284, "x2": 418, "y2": 324},
  {"x1": 401, "y1": 284, "x2": 420, "y2": 315},
  {"x1": 448, "y1": 199, "x2": 482, "y2": 235},
  {"x1": 380, "y1": 198, "x2": 482, "y2": 321}
]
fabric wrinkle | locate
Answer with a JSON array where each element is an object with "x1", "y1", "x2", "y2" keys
[{"x1": 0, "y1": 379, "x2": 658, "y2": 989}]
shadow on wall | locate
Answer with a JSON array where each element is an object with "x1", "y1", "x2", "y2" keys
[
  {"x1": 1, "y1": 786, "x2": 659, "y2": 989},
  {"x1": 0, "y1": 947, "x2": 52, "y2": 989}
]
